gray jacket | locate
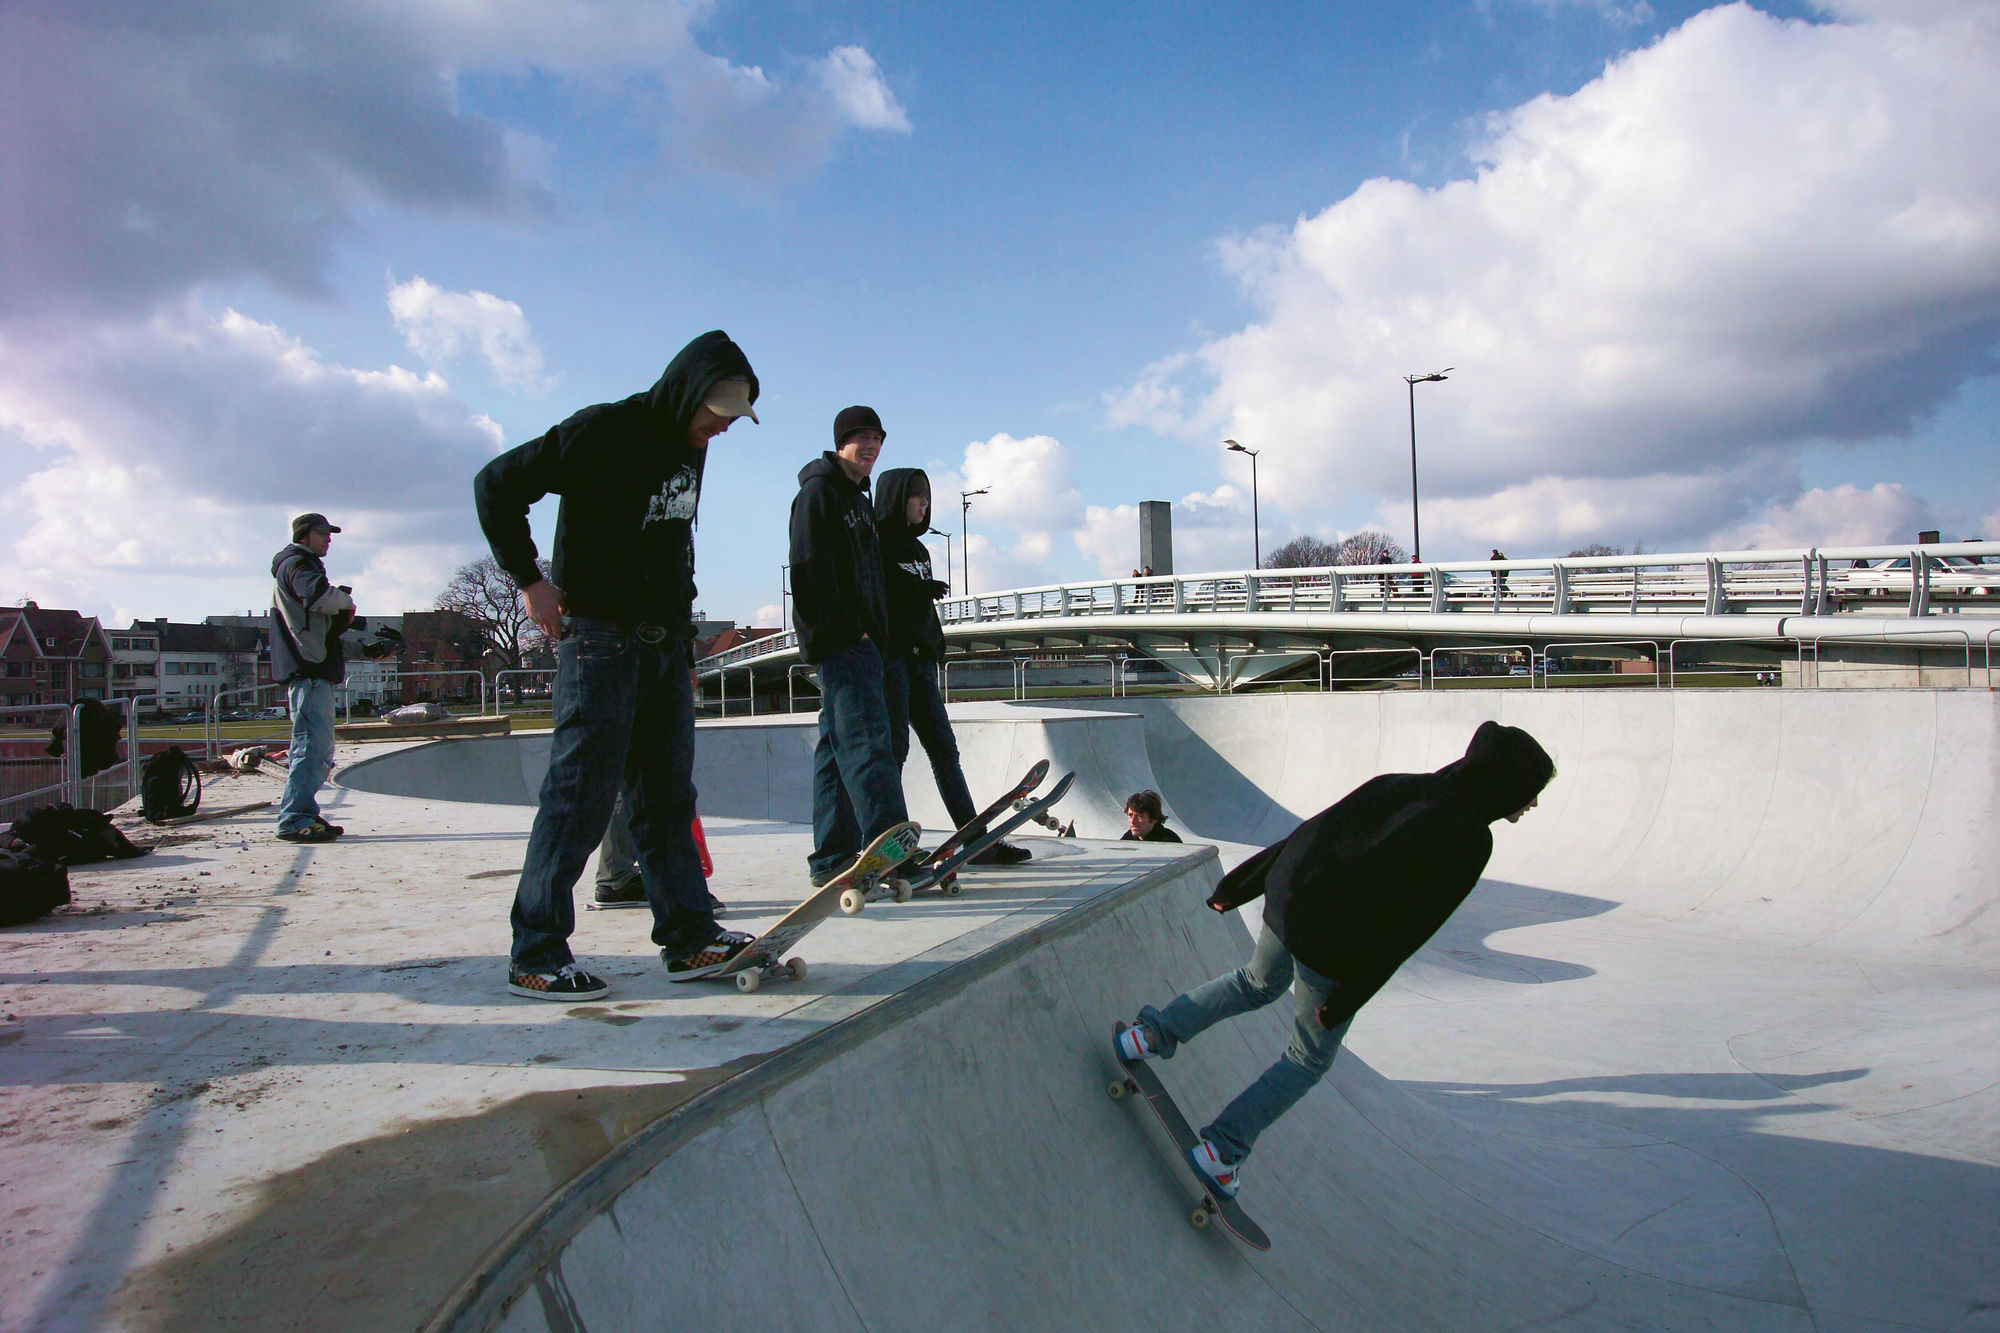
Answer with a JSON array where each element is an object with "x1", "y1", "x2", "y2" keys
[{"x1": 269, "y1": 543, "x2": 353, "y2": 683}]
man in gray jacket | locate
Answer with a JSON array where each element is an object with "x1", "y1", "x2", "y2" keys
[{"x1": 269, "y1": 513, "x2": 354, "y2": 843}]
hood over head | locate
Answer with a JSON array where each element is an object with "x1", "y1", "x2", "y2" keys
[
  {"x1": 1438, "y1": 720, "x2": 1555, "y2": 821},
  {"x1": 271, "y1": 542, "x2": 311, "y2": 577},
  {"x1": 645, "y1": 330, "x2": 758, "y2": 439},
  {"x1": 873, "y1": 467, "x2": 930, "y2": 534}
]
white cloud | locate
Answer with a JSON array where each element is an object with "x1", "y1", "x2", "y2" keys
[
  {"x1": 1115, "y1": 1, "x2": 2000, "y2": 556},
  {"x1": 816, "y1": 46, "x2": 912, "y2": 134},
  {"x1": 1711, "y1": 482, "x2": 1938, "y2": 550},
  {"x1": 388, "y1": 276, "x2": 552, "y2": 392},
  {"x1": 750, "y1": 603, "x2": 783, "y2": 628}
]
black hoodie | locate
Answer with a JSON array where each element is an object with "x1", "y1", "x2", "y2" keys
[
  {"x1": 473, "y1": 331, "x2": 757, "y2": 632},
  {"x1": 872, "y1": 468, "x2": 951, "y2": 661},
  {"x1": 789, "y1": 454, "x2": 890, "y2": 663},
  {"x1": 1208, "y1": 721, "x2": 1556, "y2": 1027}
]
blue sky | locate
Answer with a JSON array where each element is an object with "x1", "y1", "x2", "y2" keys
[{"x1": 3, "y1": 0, "x2": 1995, "y2": 629}]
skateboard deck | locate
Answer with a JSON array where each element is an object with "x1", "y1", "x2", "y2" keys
[
  {"x1": 692, "y1": 820, "x2": 923, "y2": 993},
  {"x1": 903, "y1": 758, "x2": 1049, "y2": 891},
  {"x1": 903, "y1": 770, "x2": 1075, "y2": 896},
  {"x1": 1108, "y1": 1022, "x2": 1272, "y2": 1250}
]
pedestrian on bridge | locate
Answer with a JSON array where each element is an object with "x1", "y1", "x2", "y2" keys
[{"x1": 1115, "y1": 720, "x2": 1555, "y2": 1200}]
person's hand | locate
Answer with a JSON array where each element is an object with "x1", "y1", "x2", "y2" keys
[{"x1": 521, "y1": 580, "x2": 565, "y2": 638}]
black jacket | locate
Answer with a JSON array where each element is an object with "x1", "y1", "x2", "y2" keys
[
  {"x1": 473, "y1": 331, "x2": 757, "y2": 632},
  {"x1": 1209, "y1": 721, "x2": 1554, "y2": 1027},
  {"x1": 1121, "y1": 822, "x2": 1183, "y2": 843},
  {"x1": 872, "y1": 468, "x2": 950, "y2": 661},
  {"x1": 269, "y1": 543, "x2": 352, "y2": 683},
  {"x1": 789, "y1": 454, "x2": 890, "y2": 663}
]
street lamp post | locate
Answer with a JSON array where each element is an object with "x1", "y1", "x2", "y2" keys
[
  {"x1": 1224, "y1": 439, "x2": 1260, "y2": 569},
  {"x1": 925, "y1": 527, "x2": 953, "y2": 593},
  {"x1": 1402, "y1": 368, "x2": 1452, "y2": 562},
  {"x1": 960, "y1": 487, "x2": 989, "y2": 596},
  {"x1": 780, "y1": 564, "x2": 790, "y2": 633}
]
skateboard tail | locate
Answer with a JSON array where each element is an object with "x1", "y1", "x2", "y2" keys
[{"x1": 914, "y1": 758, "x2": 1050, "y2": 870}]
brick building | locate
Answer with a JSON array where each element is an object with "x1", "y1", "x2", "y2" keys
[{"x1": 0, "y1": 604, "x2": 113, "y2": 707}]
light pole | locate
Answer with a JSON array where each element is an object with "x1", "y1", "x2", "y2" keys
[
  {"x1": 780, "y1": 564, "x2": 790, "y2": 632},
  {"x1": 926, "y1": 527, "x2": 953, "y2": 592},
  {"x1": 1402, "y1": 368, "x2": 1452, "y2": 562},
  {"x1": 960, "y1": 487, "x2": 989, "y2": 595},
  {"x1": 1224, "y1": 439, "x2": 1260, "y2": 569}
]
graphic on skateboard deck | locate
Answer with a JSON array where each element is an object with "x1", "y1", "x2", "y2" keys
[
  {"x1": 901, "y1": 759, "x2": 1049, "y2": 893},
  {"x1": 1108, "y1": 1021, "x2": 1272, "y2": 1250},
  {"x1": 901, "y1": 770, "x2": 1075, "y2": 896},
  {"x1": 690, "y1": 820, "x2": 923, "y2": 993}
]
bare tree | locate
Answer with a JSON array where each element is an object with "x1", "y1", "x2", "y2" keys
[
  {"x1": 1565, "y1": 543, "x2": 1623, "y2": 558},
  {"x1": 437, "y1": 556, "x2": 553, "y2": 698},
  {"x1": 1263, "y1": 535, "x2": 1341, "y2": 569},
  {"x1": 1334, "y1": 530, "x2": 1409, "y2": 565}
]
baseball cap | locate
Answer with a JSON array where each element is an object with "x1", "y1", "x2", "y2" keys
[
  {"x1": 291, "y1": 512, "x2": 341, "y2": 540},
  {"x1": 703, "y1": 377, "x2": 759, "y2": 424}
]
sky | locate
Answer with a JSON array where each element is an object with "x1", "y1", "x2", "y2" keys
[{"x1": 3, "y1": 0, "x2": 1997, "y2": 631}]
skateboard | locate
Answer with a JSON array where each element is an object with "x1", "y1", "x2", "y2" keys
[
  {"x1": 1108, "y1": 1021, "x2": 1272, "y2": 1250},
  {"x1": 1012, "y1": 798, "x2": 1075, "y2": 837},
  {"x1": 901, "y1": 759, "x2": 1049, "y2": 893},
  {"x1": 900, "y1": 770, "x2": 1076, "y2": 896},
  {"x1": 694, "y1": 820, "x2": 924, "y2": 993}
]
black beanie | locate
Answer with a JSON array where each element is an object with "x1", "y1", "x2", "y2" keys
[{"x1": 834, "y1": 404, "x2": 884, "y2": 445}]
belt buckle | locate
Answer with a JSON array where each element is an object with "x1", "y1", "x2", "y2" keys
[{"x1": 636, "y1": 623, "x2": 668, "y2": 644}]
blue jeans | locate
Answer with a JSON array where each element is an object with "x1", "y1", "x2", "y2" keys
[
  {"x1": 511, "y1": 621, "x2": 713, "y2": 970},
  {"x1": 277, "y1": 677, "x2": 336, "y2": 834},
  {"x1": 594, "y1": 793, "x2": 723, "y2": 912},
  {"x1": 1138, "y1": 926, "x2": 1351, "y2": 1163},
  {"x1": 881, "y1": 653, "x2": 978, "y2": 831},
  {"x1": 808, "y1": 638, "x2": 910, "y2": 880}
]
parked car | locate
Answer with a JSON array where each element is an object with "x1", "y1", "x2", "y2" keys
[
  {"x1": 172, "y1": 710, "x2": 204, "y2": 724},
  {"x1": 1845, "y1": 556, "x2": 2000, "y2": 598}
]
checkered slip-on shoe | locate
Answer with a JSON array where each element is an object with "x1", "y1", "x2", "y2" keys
[
  {"x1": 508, "y1": 964, "x2": 610, "y2": 1001},
  {"x1": 662, "y1": 929, "x2": 755, "y2": 982}
]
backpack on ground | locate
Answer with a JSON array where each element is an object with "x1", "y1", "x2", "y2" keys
[
  {"x1": 0, "y1": 845, "x2": 70, "y2": 927},
  {"x1": 140, "y1": 746, "x2": 201, "y2": 823},
  {"x1": 10, "y1": 804, "x2": 152, "y2": 865},
  {"x1": 43, "y1": 698, "x2": 125, "y2": 779}
]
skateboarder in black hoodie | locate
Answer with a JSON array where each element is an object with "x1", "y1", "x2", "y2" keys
[
  {"x1": 1115, "y1": 721, "x2": 1555, "y2": 1198},
  {"x1": 872, "y1": 466, "x2": 1029, "y2": 865},
  {"x1": 475, "y1": 330, "x2": 760, "y2": 1000},
  {"x1": 789, "y1": 406, "x2": 911, "y2": 886}
]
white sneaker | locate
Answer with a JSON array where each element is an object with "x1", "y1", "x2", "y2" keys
[
  {"x1": 1115, "y1": 1019, "x2": 1159, "y2": 1063},
  {"x1": 1187, "y1": 1134, "x2": 1242, "y2": 1199}
]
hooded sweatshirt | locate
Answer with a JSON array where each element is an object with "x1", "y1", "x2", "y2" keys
[
  {"x1": 789, "y1": 454, "x2": 890, "y2": 662},
  {"x1": 473, "y1": 330, "x2": 757, "y2": 632},
  {"x1": 1208, "y1": 721, "x2": 1555, "y2": 1027},
  {"x1": 269, "y1": 543, "x2": 353, "y2": 683},
  {"x1": 872, "y1": 467, "x2": 951, "y2": 661}
]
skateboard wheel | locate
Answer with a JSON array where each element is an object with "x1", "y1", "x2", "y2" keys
[
  {"x1": 735, "y1": 970, "x2": 761, "y2": 994},
  {"x1": 891, "y1": 878, "x2": 913, "y2": 904},
  {"x1": 942, "y1": 877, "x2": 961, "y2": 897},
  {"x1": 1106, "y1": 1079, "x2": 1126, "y2": 1101},
  {"x1": 1189, "y1": 1206, "x2": 1211, "y2": 1231},
  {"x1": 839, "y1": 888, "x2": 865, "y2": 916},
  {"x1": 785, "y1": 957, "x2": 808, "y2": 981}
]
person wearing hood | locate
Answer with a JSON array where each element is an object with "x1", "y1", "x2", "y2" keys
[
  {"x1": 1114, "y1": 720, "x2": 1556, "y2": 1201},
  {"x1": 872, "y1": 466, "x2": 1030, "y2": 865},
  {"x1": 269, "y1": 512, "x2": 355, "y2": 844},
  {"x1": 789, "y1": 406, "x2": 911, "y2": 887},
  {"x1": 474, "y1": 330, "x2": 760, "y2": 1001}
]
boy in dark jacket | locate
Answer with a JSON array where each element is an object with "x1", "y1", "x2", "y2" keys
[
  {"x1": 789, "y1": 406, "x2": 910, "y2": 885},
  {"x1": 474, "y1": 330, "x2": 759, "y2": 1000},
  {"x1": 872, "y1": 467, "x2": 1029, "y2": 864},
  {"x1": 269, "y1": 512, "x2": 354, "y2": 843},
  {"x1": 1115, "y1": 721, "x2": 1555, "y2": 1198}
]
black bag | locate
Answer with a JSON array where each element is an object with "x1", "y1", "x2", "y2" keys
[
  {"x1": 43, "y1": 699, "x2": 125, "y2": 779},
  {"x1": 0, "y1": 845, "x2": 70, "y2": 927},
  {"x1": 140, "y1": 746, "x2": 201, "y2": 823},
  {"x1": 10, "y1": 804, "x2": 152, "y2": 866}
]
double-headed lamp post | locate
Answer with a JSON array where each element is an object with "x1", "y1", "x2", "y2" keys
[
  {"x1": 960, "y1": 487, "x2": 989, "y2": 596},
  {"x1": 1224, "y1": 439, "x2": 1260, "y2": 569},
  {"x1": 1402, "y1": 368, "x2": 1452, "y2": 562}
]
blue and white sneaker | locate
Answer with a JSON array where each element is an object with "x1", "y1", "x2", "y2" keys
[
  {"x1": 1115, "y1": 1020, "x2": 1160, "y2": 1063},
  {"x1": 1187, "y1": 1134, "x2": 1242, "y2": 1199}
]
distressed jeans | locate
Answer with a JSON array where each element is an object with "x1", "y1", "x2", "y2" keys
[
  {"x1": 276, "y1": 677, "x2": 337, "y2": 835},
  {"x1": 1138, "y1": 925, "x2": 1352, "y2": 1164},
  {"x1": 808, "y1": 638, "x2": 910, "y2": 881},
  {"x1": 511, "y1": 621, "x2": 713, "y2": 970},
  {"x1": 881, "y1": 652, "x2": 979, "y2": 831}
]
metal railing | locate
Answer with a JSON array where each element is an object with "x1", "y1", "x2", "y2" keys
[
  {"x1": 1541, "y1": 639, "x2": 1663, "y2": 689},
  {"x1": 492, "y1": 668, "x2": 557, "y2": 715},
  {"x1": 1426, "y1": 643, "x2": 1540, "y2": 688}
]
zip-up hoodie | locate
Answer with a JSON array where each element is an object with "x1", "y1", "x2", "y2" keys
[
  {"x1": 789, "y1": 453, "x2": 889, "y2": 663},
  {"x1": 1208, "y1": 721, "x2": 1556, "y2": 1028},
  {"x1": 473, "y1": 330, "x2": 757, "y2": 632},
  {"x1": 872, "y1": 467, "x2": 951, "y2": 662},
  {"x1": 269, "y1": 543, "x2": 353, "y2": 683}
]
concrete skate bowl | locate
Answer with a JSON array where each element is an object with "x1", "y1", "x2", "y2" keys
[{"x1": 414, "y1": 688, "x2": 1998, "y2": 1332}]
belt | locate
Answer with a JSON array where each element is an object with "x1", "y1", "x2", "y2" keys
[{"x1": 566, "y1": 617, "x2": 676, "y2": 644}]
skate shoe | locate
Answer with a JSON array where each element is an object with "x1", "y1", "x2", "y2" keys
[
  {"x1": 1187, "y1": 1134, "x2": 1242, "y2": 1199},
  {"x1": 663, "y1": 929, "x2": 754, "y2": 982},
  {"x1": 508, "y1": 963, "x2": 610, "y2": 1001},
  {"x1": 1114, "y1": 1019, "x2": 1160, "y2": 1063},
  {"x1": 970, "y1": 839, "x2": 1032, "y2": 866},
  {"x1": 592, "y1": 876, "x2": 647, "y2": 909}
]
